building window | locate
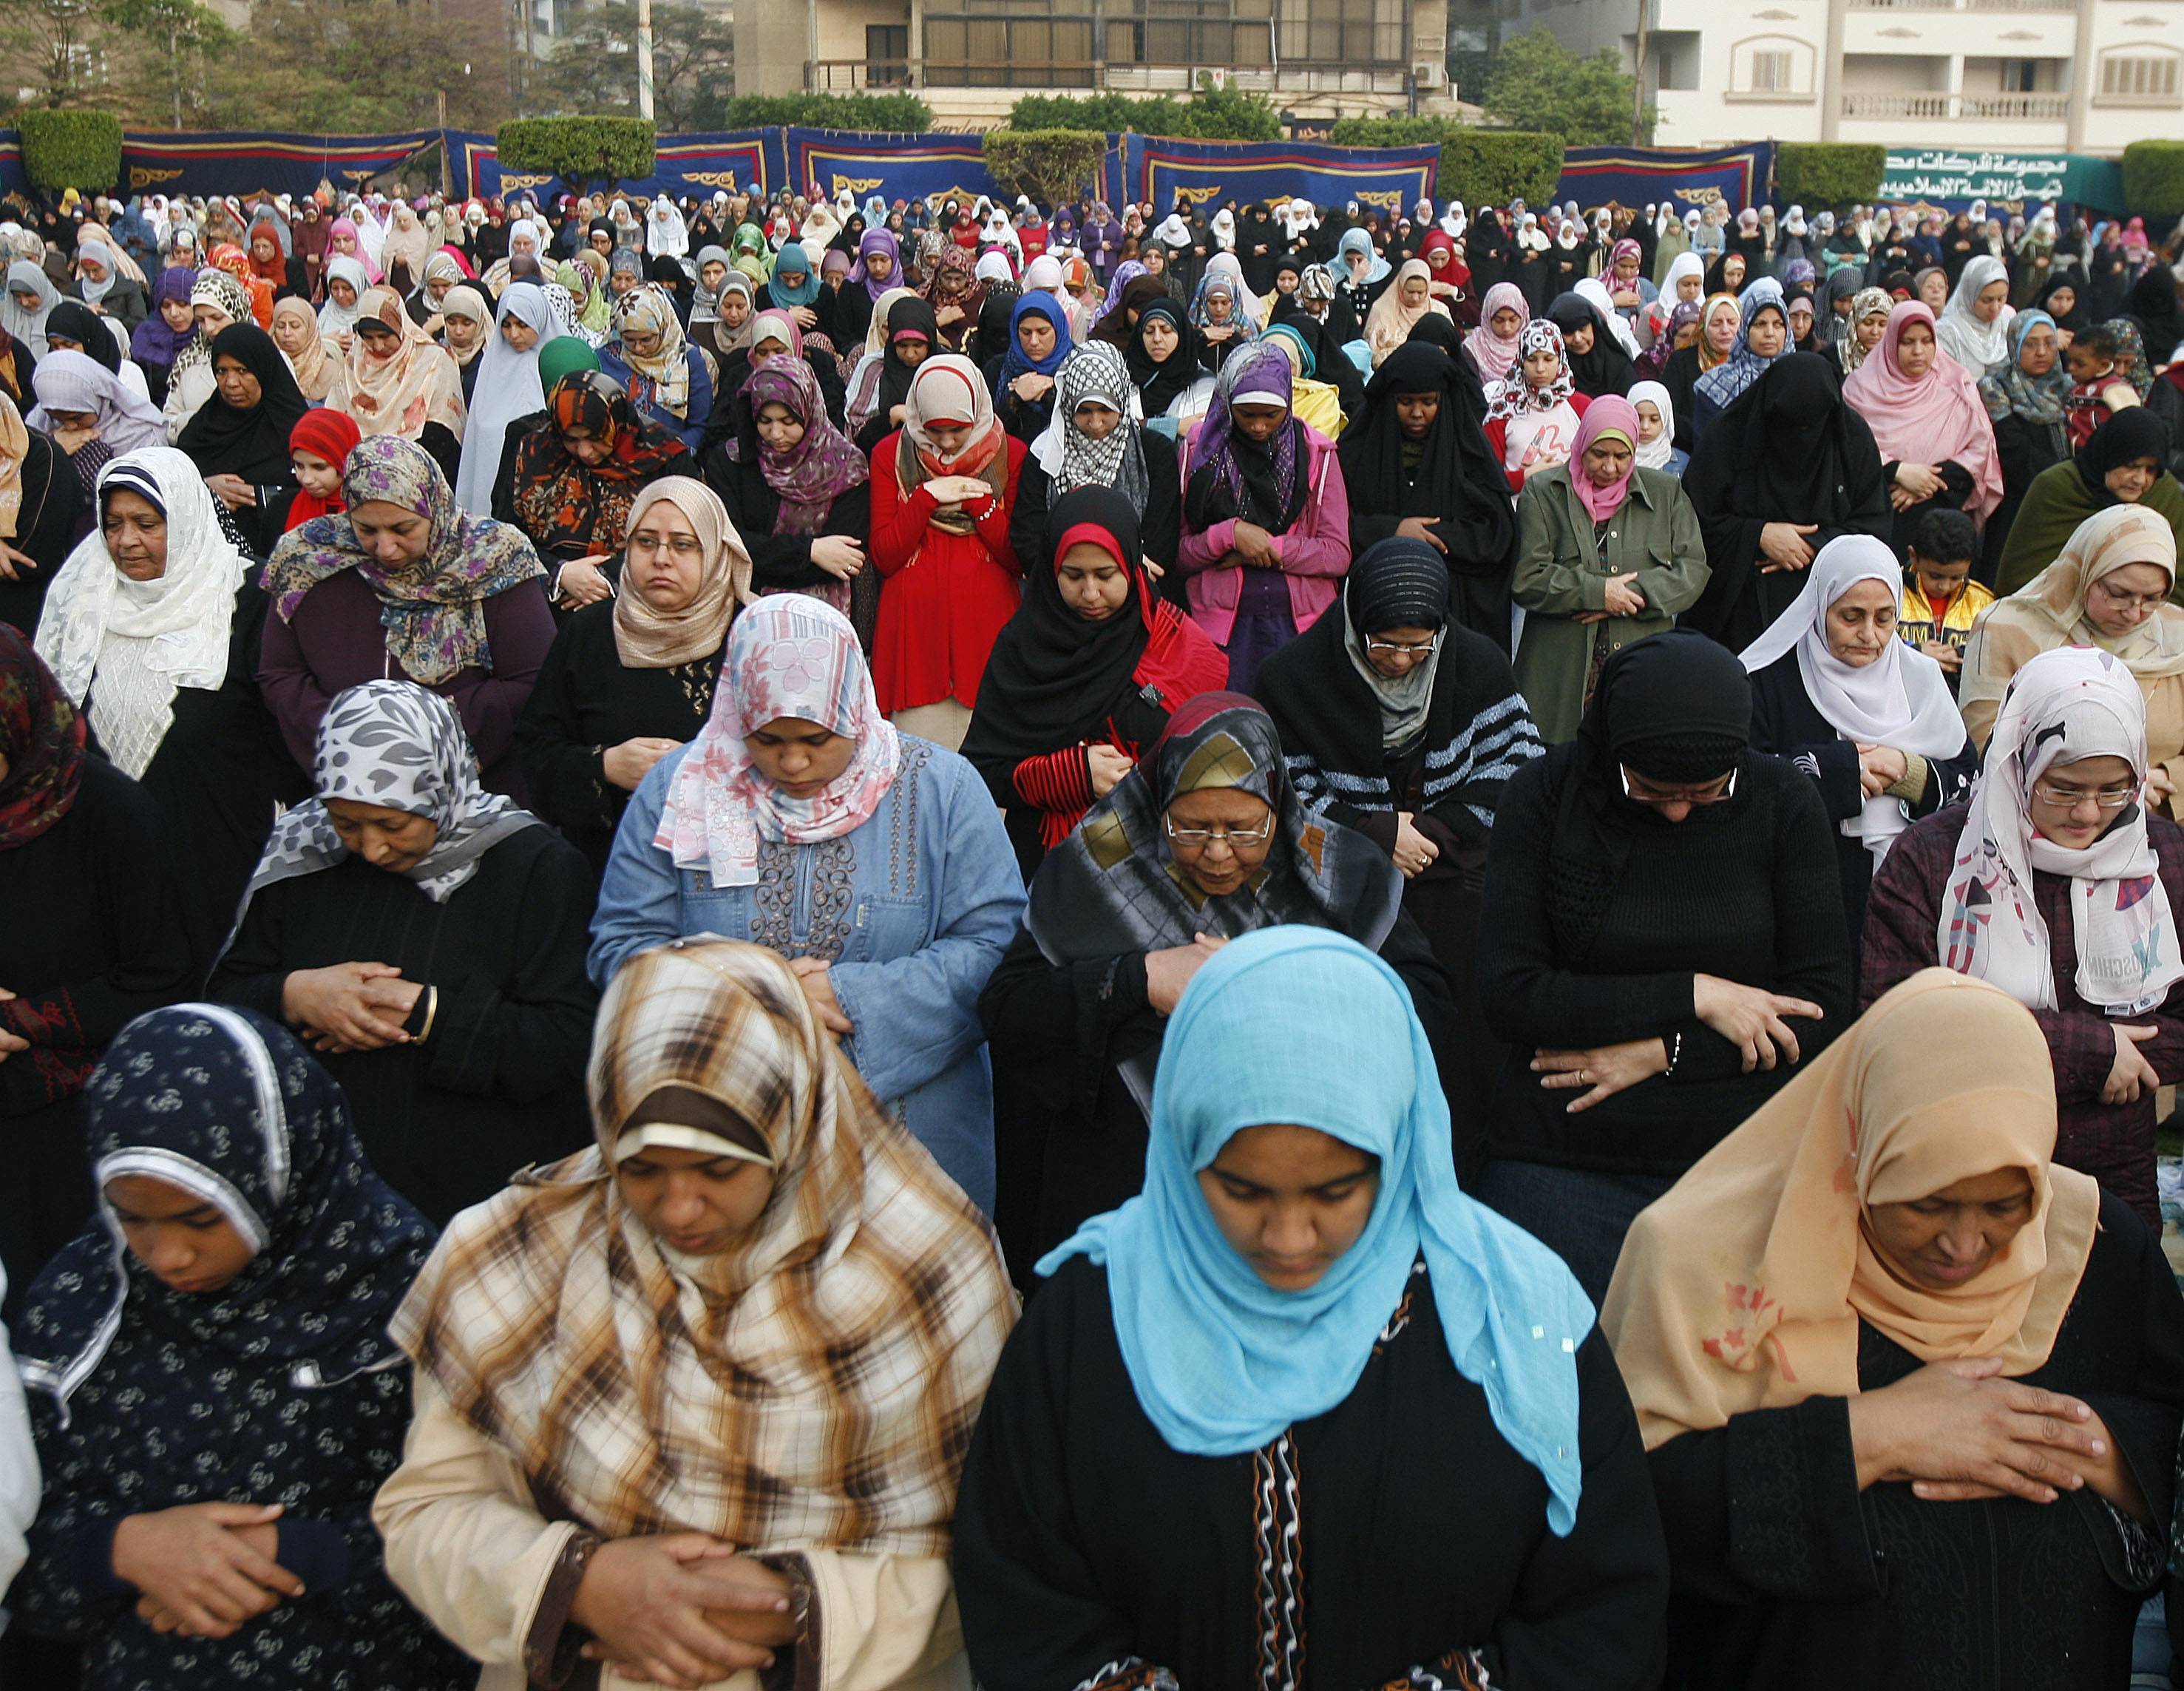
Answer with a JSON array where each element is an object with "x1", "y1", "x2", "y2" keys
[
  {"x1": 866, "y1": 24, "x2": 908, "y2": 84},
  {"x1": 1749, "y1": 48, "x2": 1793, "y2": 92},
  {"x1": 924, "y1": 4, "x2": 1093, "y2": 83},
  {"x1": 2101, "y1": 52, "x2": 2180, "y2": 100}
]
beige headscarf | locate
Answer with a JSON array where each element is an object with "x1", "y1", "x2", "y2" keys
[
  {"x1": 330, "y1": 286, "x2": 467, "y2": 443},
  {"x1": 1363, "y1": 258, "x2": 1448, "y2": 367},
  {"x1": 0, "y1": 390, "x2": 29, "y2": 539},
  {"x1": 1961, "y1": 502, "x2": 2184, "y2": 746},
  {"x1": 388, "y1": 938, "x2": 1016, "y2": 1548},
  {"x1": 1601, "y1": 969, "x2": 2100, "y2": 1451},
  {"x1": 271, "y1": 295, "x2": 336, "y2": 403},
  {"x1": 611, "y1": 477, "x2": 753, "y2": 668}
]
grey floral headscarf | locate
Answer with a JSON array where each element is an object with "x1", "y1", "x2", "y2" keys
[{"x1": 225, "y1": 682, "x2": 540, "y2": 952}]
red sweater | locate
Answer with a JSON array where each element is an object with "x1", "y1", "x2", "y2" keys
[{"x1": 867, "y1": 431, "x2": 1027, "y2": 716}]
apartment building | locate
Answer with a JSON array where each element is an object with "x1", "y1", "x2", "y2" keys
[
  {"x1": 1529, "y1": 0, "x2": 2180, "y2": 154},
  {"x1": 731, "y1": 0, "x2": 1457, "y2": 126}
]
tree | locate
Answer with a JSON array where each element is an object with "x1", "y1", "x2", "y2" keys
[
  {"x1": 983, "y1": 129, "x2": 1109, "y2": 208},
  {"x1": 1005, "y1": 75, "x2": 1281, "y2": 141},
  {"x1": 718, "y1": 92, "x2": 932, "y2": 132},
  {"x1": 498, "y1": 116, "x2": 657, "y2": 193},
  {"x1": 526, "y1": 3, "x2": 736, "y2": 132},
  {"x1": 189, "y1": 0, "x2": 506, "y2": 132},
  {"x1": 106, "y1": 0, "x2": 228, "y2": 126},
  {"x1": 1481, "y1": 27, "x2": 1645, "y2": 148}
]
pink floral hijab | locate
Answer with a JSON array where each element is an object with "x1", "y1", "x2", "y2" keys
[{"x1": 653, "y1": 595, "x2": 901, "y2": 888}]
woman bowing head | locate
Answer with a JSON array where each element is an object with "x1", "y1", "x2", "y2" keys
[
  {"x1": 955, "y1": 927, "x2": 1668, "y2": 1691},
  {"x1": 963, "y1": 484, "x2": 1227, "y2": 878},
  {"x1": 376, "y1": 937, "x2": 1017, "y2": 1691}
]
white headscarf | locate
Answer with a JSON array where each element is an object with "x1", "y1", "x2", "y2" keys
[
  {"x1": 1627, "y1": 379, "x2": 1677, "y2": 471},
  {"x1": 646, "y1": 198, "x2": 690, "y2": 260},
  {"x1": 1936, "y1": 254, "x2": 2012, "y2": 373},
  {"x1": 1440, "y1": 199, "x2": 1466, "y2": 241},
  {"x1": 1, "y1": 260, "x2": 57, "y2": 356},
  {"x1": 1940, "y1": 645, "x2": 2184, "y2": 1014},
  {"x1": 1574, "y1": 276, "x2": 1644, "y2": 359},
  {"x1": 33, "y1": 449, "x2": 249, "y2": 780},
  {"x1": 452, "y1": 282, "x2": 555, "y2": 517},
  {"x1": 1739, "y1": 535, "x2": 1967, "y2": 869}
]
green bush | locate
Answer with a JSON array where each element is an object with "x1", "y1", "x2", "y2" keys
[
  {"x1": 719, "y1": 92, "x2": 933, "y2": 132},
  {"x1": 983, "y1": 129, "x2": 1110, "y2": 209},
  {"x1": 497, "y1": 117, "x2": 656, "y2": 189},
  {"x1": 1328, "y1": 118, "x2": 1561, "y2": 206},
  {"x1": 1774, "y1": 143, "x2": 1885, "y2": 210},
  {"x1": 2123, "y1": 140, "x2": 2184, "y2": 220},
  {"x1": 18, "y1": 109, "x2": 123, "y2": 194},
  {"x1": 1006, "y1": 74, "x2": 1281, "y2": 142}
]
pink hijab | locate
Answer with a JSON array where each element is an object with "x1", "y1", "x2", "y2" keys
[
  {"x1": 1462, "y1": 282, "x2": 1530, "y2": 385},
  {"x1": 1571, "y1": 394, "x2": 1641, "y2": 521},
  {"x1": 1842, "y1": 300, "x2": 2004, "y2": 520}
]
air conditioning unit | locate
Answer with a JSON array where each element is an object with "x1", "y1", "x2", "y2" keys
[{"x1": 1413, "y1": 61, "x2": 1445, "y2": 87}]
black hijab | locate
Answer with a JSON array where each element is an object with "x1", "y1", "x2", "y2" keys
[
  {"x1": 1686, "y1": 351, "x2": 1879, "y2": 524},
  {"x1": 1547, "y1": 291, "x2": 1633, "y2": 399},
  {"x1": 1128, "y1": 297, "x2": 1199, "y2": 418},
  {"x1": 1545, "y1": 628, "x2": 1752, "y2": 958},
  {"x1": 2031, "y1": 269, "x2": 2090, "y2": 335},
  {"x1": 175, "y1": 322, "x2": 310, "y2": 487},
  {"x1": 2125, "y1": 268, "x2": 2184, "y2": 365},
  {"x1": 962, "y1": 487, "x2": 1194, "y2": 806},
  {"x1": 1093, "y1": 274, "x2": 1172, "y2": 347},
  {"x1": 44, "y1": 299, "x2": 118, "y2": 373},
  {"x1": 1337, "y1": 343, "x2": 1514, "y2": 640},
  {"x1": 875, "y1": 294, "x2": 938, "y2": 428},
  {"x1": 2077, "y1": 405, "x2": 2173, "y2": 502}
]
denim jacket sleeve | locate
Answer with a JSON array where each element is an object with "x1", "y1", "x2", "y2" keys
[
  {"x1": 585, "y1": 747, "x2": 693, "y2": 990},
  {"x1": 827, "y1": 748, "x2": 1028, "y2": 1103}
]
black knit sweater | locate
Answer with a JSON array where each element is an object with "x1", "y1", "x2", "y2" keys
[{"x1": 1476, "y1": 746, "x2": 1853, "y2": 1176}]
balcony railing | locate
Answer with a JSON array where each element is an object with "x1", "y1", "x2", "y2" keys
[
  {"x1": 1839, "y1": 89, "x2": 2069, "y2": 118},
  {"x1": 806, "y1": 56, "x2": 1412, "y2": 93}
]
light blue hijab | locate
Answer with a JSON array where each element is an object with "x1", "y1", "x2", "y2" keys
[
  {"x1": 1038, "y1": 926, "x2": 1593, "y2": 1536},
  {"x1": 768, "y1": 240, "x2": 822, "y2": 311},
  {"x1": 1324, "y1": 226, "x2": 1391, "y2": 289}
]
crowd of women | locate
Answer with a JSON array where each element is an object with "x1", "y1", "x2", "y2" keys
[{"x1": 1, "y1": 171, "x2": 2183, "y2": 1690}]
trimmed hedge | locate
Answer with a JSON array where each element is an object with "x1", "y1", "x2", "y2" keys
[
  {"x1": 1774, "y1": 143, "x2": 1885, "y2": 209},
  {"x1": 719, "y1": 92, "x2": 933, "y2": 132},
  {"x1": 983, "y1": 130, "x2": 1109, "y2": 209},
  {"x1": 1327, "y1": 118, "x2": 1561, "y2": 206},
  {"x1": 1006, "y1": 76, "x2": 1281, "y2": 142},
  {"x1": 18, "y1": 109, "x2": 123, "y2": 194},
  {"x1": 496, "y1": 117, "x2": 656, "y2": 189},
  {"x1": 2123, "y1": 141, "x2": 2184, "y2": 220}
]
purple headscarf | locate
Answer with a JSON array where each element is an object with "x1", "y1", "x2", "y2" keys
[
  {"x1": 129, "y1": 265, "x2": 197, "y2": 369},
  {"x1": 858, "y1": 226, "x2": 902, "y2": 302}
]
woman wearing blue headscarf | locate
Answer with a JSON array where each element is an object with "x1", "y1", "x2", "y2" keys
[
  {"x1": 954, "y1": 924, "x2": 1669, "y2": 1690},
  {"x1": 1327, "y1": 223, "x2": 1393, "y2": 331},
  {"x1": 983, "y1": 289, "x2": 1074, "y2": 444},
  {"x1": 764, "y1": 239, "x2": 823, "y2": 338},
  {"x1": 1689, "y1": 277, "x2": 1791, "y2": 441}
]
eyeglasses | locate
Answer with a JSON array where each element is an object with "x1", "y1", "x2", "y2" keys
[
  {"x1": 1163, "y1": 814, "x2": 1276, "y2": 848},
  {"x1": 2028, "y1": 782, "x2": 2137, "y2": 810},
  {"x1": 1619, "y1": 765, "x2": 1738, "y2": 807},
  {"x1": 628, "y1": 533, "x2": 704, "y2": 558},
  {"x1": 1365, "y1": 634, "x2": 1439, "y2": 659}
]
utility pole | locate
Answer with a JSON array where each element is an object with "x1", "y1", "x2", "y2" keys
[
  {"x1": 1630, "y1": 0, "x2": 1648, "y2": 144},
  {"x1": 637, "y1": 0, "x2": 657, "y2": 118}
]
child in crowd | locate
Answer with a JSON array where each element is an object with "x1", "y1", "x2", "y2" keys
[
  {"x1": 2061, "y1": 325, "x2": 2137, "y2": 450},
  {"x1": 1896, "y1": 506, "x2": 1990, "y2": 691}
]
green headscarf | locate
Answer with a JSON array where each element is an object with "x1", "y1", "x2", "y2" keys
[{"x1": 537, "y1": 335, "x2": 602, "y2": 391}]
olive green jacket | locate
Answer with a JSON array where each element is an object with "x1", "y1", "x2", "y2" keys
[{"x1": 1510, "y1": 463, "x2": 1711, "y2": 742}]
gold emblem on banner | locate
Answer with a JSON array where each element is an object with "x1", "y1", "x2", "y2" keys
[
  {"x1": 1356, "y1": 189, "x2": 1403, "y2": 212},
  {"x1": 1672, "y1": 186, "x2": 1724, "y2": 207},
  {"x1": 496, "y1": 172, "x2": 555, "y2": 192},
  {"x1": 829, "y1": 174, "x2": 885, "y2": 197},
  {"x1": 682, "y1": 171, "x2": 745, "y2": 190},
  {"x1": 129, "y1": 166, "x2": 185, "y2": 189},
  {"x1": 1170, "y1": 183, "x2": 1224, "y2": 210}
]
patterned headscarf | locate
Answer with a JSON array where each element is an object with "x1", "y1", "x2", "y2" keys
[
  {"x1": 231, "y1": 681, "x2": 541, "y2": 938},
  {"x1": 610, "y1": 281, "x2": 692, "y2": 416},
  {"x1": 0, "y1": 624, "x2": 84, "y2": 850},
  {"x1": 262, "y1": 436, "x2": 546, "y2": 686},
  {"x1": 746, "y1": 358, "x2": 869, "y2": 540},
  {"x1": 1838, "y1": 286, "x2": 1893, "y2": 377},
  {"x1": 16, "y1": 1004, "x2": 437, "y2": 1411},
  {"x1": 652, "y1": 595, "x2": 901, "y2": 889},
  {"x1": 1029, "y1": 340, "x2": 1149, "y2": 509},
  {"x1": 334, "y1": 285, "x2": 467, "y2": 444},
  {"x1": 1484, "y1": 319, "x2": 1573, "y2": 421},
  {"x1": 1979, "y1": 308, "x2": 2070, "y2": 430},
  {"x1": 512, "y1": 370, "x2": 689, "y2": 561},
  {"x1": 1694, "y1": 277, "x2": 1789, "y2": 413},
  {"x1": 386, "y1": 937, "x2": 1014, "y2": 1548}
]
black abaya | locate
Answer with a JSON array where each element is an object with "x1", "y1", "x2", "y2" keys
[
  {"x1": 953, "y1": 1255, "x2": 1670, "y2": 1691},
  {"x1": 0, "y1": 429, "x2": 83, "y2": 637}
]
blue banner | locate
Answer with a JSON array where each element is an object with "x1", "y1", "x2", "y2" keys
[
  {"x1": 450, "y1": 129, "x2": 777, "y2": 203},
  {"x1": 118, "y1": 129, "x2": 441, "y2": 201},
  {"x1": 781, "y1": 128, "x2": 1005, "y2": 211},
  {"x1": 1116, "y1": 134, "x2": 1437, "y2": 217},
  {"x1": 1554, "y1": 143, "x2": 1774, "y2": 215}
]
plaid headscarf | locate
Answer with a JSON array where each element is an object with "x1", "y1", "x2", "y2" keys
[{"x1": 388, "y1": 936, "x2": 1015, "y2": 1548}]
